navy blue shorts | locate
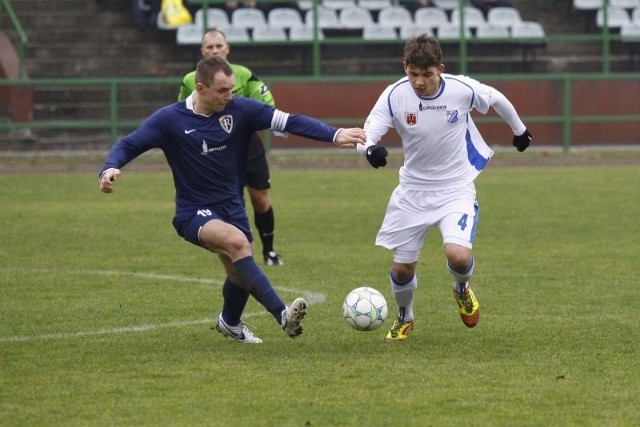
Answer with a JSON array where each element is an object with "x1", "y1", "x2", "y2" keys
[{"x1": 172, "y1": 206, "x2": 253, "y2": 247}]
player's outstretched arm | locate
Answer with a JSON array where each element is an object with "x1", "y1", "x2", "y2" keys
[
  {"x1": 99, "y1": 168, "x2": 121, "y2": 193},
  {"x1": 333, "y1": 128, "x2": 367, "y2": 148}
]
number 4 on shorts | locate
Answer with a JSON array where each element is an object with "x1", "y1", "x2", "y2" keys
[{"x1": 457, "y1": 213, "x2": 468, "y2": 230}]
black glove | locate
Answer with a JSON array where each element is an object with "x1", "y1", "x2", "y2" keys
[
  {"x1": 513, "y1": 129, "x2": 532, "y2": 152},
  {"x1": 366, "y1": 145, "x2": 388, "y2": 169}
]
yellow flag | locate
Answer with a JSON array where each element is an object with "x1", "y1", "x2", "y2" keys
[{"x1": 161, "y1": 0, "x2": 192, "y2": 26}]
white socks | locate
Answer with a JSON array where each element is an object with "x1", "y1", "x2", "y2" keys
[{"x1": 390, "y1": 273, "x2": 417, "y2": 322}]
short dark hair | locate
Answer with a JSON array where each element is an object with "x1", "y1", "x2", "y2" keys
[
  {"x1": 403, "y1": 35, "x2": 443, "y2": 69},
  {"x1": 195, "y1": 56, "x2": 233, "y2": 87},
  {"x1": 202, "y1": 28, "x2": 227, "y2": 43}
]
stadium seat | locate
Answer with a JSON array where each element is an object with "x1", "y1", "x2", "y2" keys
[
  {"x1": 377, "y1": 6, "x2": 413, "y2": 28},
  {"x1": 596, "y1": 6, "x2": 632, "y2": 27},
  {"x1": 621, "y1": 22, "x2": 640, "y2": 39},
  {"x1": 399, "y1": 24, "x2": 433, "y2": 39},
  {"x1": 322, "y1": 0, "x2": 357, "y2": 10},
  {"x1": 176, "y1": 24, "x2": 204, "y2": 44},
  {"x1": 362, "y1": 24, "x2": 397, "y2": 39},
  {"x1": 223, "y1": 26, "x2": 251, "y2": 42},
  {"x1": 573, "y1": 0, "x2": 604, "y2": 10},
  {"x1": 358, "y1": 0, "x2": 393, "y2": 11},
  {"x1": 252, "y1": 26, "x2": 288, "y2": 41},
  {"x1": 451, "y1": 6, "x2": 486, "y2": 28},
  {"x1": 436, "y1": 23, "x2": 472, "y2": 40},
  {"x1": 338, "y1": 6, "x2": 374, "y2": 28},
  {"x1": 268, "y1": 7, "x2": 304, "y2": 29},
  {"x1": 289, "y1": 25, "x2": 325, "y2": 40},
  {"x1": 475, "y1": 24, "x2": 510, "y2": 39},
  {"x1": 433, "y1": 0, "x2": 459, "y2": 11},
  {"x1": 231, "y1": 8, "x2": 267, "y2": 30},
  {"x1": 414, "y1": 7, "x2": 449, "y2": 29},
  {"x1": 621, "y1": 22, "x2": 640, "y2": 67},
  {"x1": 194, "y1": 8, "x2": 230, "y2": 30},
  {"x1": 487, "y1": 7, "x2": 522, "y2": 28},
  {"x1": 305, "y1": 8, "x2": 340, "y2": 28},
  {"x1": 611, "y1": 0, "x2": 640, "y2": 9},
  {"x1": 511, "y1": 21, "x2": 546, "y2": 40},
  {"x1": 297, "y1": 0, "x2": 313, "y2": 10}
]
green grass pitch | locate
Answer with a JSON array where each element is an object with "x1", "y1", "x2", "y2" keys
[{"x1": 0, "y1": 151, "x2": 638, "y2": 426}]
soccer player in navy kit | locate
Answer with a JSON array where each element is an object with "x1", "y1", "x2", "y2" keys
[
  {"x1": 99, "y1": 56, "x2": 367, "y2": 344},
  {"x1": 359, "y1": 35, "x2": 532, "y2": 342},
  {"x1": 179, "y1": 29, "x2": 285, "y2": 267}
]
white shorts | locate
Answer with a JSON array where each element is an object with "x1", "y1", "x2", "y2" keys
[{"x1": 375, "y1": 183, "x2": 479, "y2": 264}]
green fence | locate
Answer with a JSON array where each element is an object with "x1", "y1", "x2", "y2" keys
[
  {"x1": 1, "y1": 0, "x2": 639, "y2": 150},
  {"x1": 1, "y1": 73, "x2": 639, "y2": 150}
]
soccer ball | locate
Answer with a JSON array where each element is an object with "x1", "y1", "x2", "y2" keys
[{"x1": 342, "y1": 286, "x2": 388, "y2": 331}]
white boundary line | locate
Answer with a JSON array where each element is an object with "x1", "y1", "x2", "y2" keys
[{"x1": 0, "y1": 268, "x2": 326, "y2": 343}]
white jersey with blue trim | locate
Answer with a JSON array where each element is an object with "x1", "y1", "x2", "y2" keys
[{"x1": 364, "y1": 73, "x2": 509, "y2": 190}]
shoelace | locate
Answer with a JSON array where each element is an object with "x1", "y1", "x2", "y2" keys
[
  {"x1": 388, "y1": 319, "x2": 404, "y2": 337},
  {"x1": 458, "y1": 291, "x2": 474, "y2": 313}
]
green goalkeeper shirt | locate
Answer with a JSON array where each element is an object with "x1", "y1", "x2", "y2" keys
[{"x1": 178, "y1": 62, "x2": 275, "y2": 107}]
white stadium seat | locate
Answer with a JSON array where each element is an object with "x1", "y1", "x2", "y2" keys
[
  {"x1": 451, "y1": 6, "x2": 486, "y2": 28},
  {"x1": 414, "y1": 7, "x2": 448, "y2": 29},
  {"x1": 611, "y1": 0, "x2": 640, "y2": 9},
  {"x1": 377, "y1": 6, "x2": 413, "y2": 28},
  {"x1": 399, "y1": 24, "x2": 433, "y2": 39},
  {"x1": 475, "y1": 24, "x2": 510, "y2": 39},
  {"x1": 338, "y1": 6, "x2": 374, "y2": 29},
  {"x1": 433, "y1": 0, "x2": 459, "y2": 11},
  {"x1": 511, "y1": 21, "x2": 546, "y2": 40},
  {"x1": 223, "y1": 26, "x2": 250, "y2": 42},
  {"x1": 487, "y1": 7, "x2": 522, "y2": 28},
  {"x1": 194, "y1": 8, "x2": 230, "y2": 30},
  {"x1": 176, "y1": 24, "x2": 204, "y2": 45},
  {"x1": 621, "y1": 22, "x2": 640, "y2": 40},
  {"x1": 289, "y1": 25, "x2": 325, "y2": 40},
  {"x1": 322, "y1": 0, "x2": 356, "y2": 10},
  {"x1": 596, "y1": 6, "x2": 631, "y2": 27},
  {"x1": 252, "y1": 26, "x2": 288, "y2": 41},
  {"x1": 305, "y1": 8, "x2": 340, "y2": 28},
  {"x1": 231, "y1": 8, "x2": 267, "y2": 30},
  {"x1": 436, "y1": 23, "x2": 472, "y2": 39},
  {"x1": 268, "y1": 7, "x2": 304, "y2": 29},
  {"x1": 362, "y1": 24, "x2": 397, "y2": 39},
  {"x1": 573, "y1": 0, "x2": 604, "y2": 10},
  {"x1": 358, "y1": 0, "x2": 393, "y2": 10}
]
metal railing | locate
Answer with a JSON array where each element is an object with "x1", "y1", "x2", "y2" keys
[
  {"x1": 0, "y1": 0, "x2": 638, "y2": 150},
  {"x1": 1, "y1": 72, "x2": 639, "y2": 150}
]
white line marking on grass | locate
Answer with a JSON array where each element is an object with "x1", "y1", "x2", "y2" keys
[{"x1": 0, "y1": 268, "x2": 326, "y2": 343}]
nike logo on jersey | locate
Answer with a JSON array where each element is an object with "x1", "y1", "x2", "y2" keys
[{"x1": 184, "y1": 129, "x2": 197, "y2": 134}]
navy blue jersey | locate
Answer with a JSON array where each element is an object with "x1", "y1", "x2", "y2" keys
[{"x1": 100, "y1": 96, "x2": 338, "y2": 213}]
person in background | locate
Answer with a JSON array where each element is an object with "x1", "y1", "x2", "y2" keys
[
  {"x1": 100, "y1": 56, "x2": 367, "y2": 344},
  {"x1": 359, "y1": 35, "x2": 532, "y2": 342},
  {"x1": 179, "y1": 29, "x2": 284, "y2": 266}
]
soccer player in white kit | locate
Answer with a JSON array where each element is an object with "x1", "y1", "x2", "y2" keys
[{"x1": 358, "y1": 35, "x2": 532, "y2": 342}]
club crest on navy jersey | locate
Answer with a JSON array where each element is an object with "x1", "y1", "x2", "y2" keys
[
  {"x1": 405, "y1": 112, "x2": 418, "y2": 126},
  {"x1": 219, "y1": 115, "x2": 233, "y2": 133}
]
